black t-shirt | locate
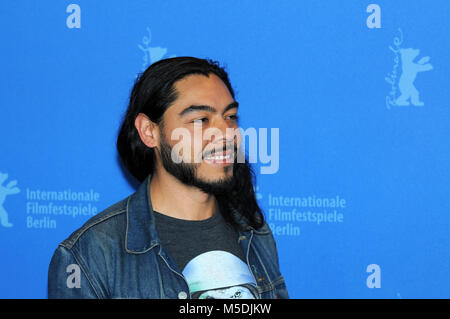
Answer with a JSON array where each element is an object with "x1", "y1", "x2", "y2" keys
[{"x1": 153, "y1": 208, "x2": 259, "y2": 299}]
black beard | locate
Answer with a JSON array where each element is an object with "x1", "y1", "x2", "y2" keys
[{"x1": 158, "y1": 132, "x2": 235, "y2": 195}]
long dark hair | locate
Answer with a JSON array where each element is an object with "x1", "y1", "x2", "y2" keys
[{"x1": 117, "y1": 56, "x2": 264, "y2": 230}]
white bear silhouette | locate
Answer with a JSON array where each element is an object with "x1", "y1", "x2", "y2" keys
[
  {"x1": 395, "y1": 48, "x2": 433, "y2": 106},
  {"x1": 0, "y1": 172, "x2": 20, "y2": 227}
]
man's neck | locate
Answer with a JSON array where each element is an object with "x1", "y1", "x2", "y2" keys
[{"x1": 149, "y1": 168, "x2": 216, "y2": 221}]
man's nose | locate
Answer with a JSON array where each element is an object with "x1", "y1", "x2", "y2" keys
[{"x1": 211, "y1": 118, "x2": 239, "y2": 143}]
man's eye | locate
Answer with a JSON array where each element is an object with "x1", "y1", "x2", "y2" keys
[
  {"x1": 227, "y1": 114, "x2": 239, "y2": 121},
  {"x1": 193, "y1": 118, "x2": 208, "y2": 124}
]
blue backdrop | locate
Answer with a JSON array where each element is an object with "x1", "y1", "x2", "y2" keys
[{"x1": 0, "y1": 0, "x2": 449, "y2": 298}]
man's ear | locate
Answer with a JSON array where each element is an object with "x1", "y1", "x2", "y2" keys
[{"x1": 134, "y1": 113, "x2": 159, "y2": 148}]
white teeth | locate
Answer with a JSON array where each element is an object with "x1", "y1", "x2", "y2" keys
[{"x1": 205, "y1": 154, "x2": 231, "y2": 161}]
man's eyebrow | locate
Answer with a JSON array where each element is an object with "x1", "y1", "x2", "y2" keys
[
  {"x1": 178, "y1": 101, "x2": 239, "y2": 117},
  {"x1": 223, "y1": 101, "x2": 239, "y2": 113}
]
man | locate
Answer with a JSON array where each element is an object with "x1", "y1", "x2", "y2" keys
[{"x1": 48, "y1": 57, "x2": 288, "y2": 299}]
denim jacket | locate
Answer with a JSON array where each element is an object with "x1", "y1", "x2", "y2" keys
[{"x1": 48, "y1": 175, "x2": 289, "y2": 299}]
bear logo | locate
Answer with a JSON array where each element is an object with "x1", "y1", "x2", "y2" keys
[
  {"x1": 138, "y1": 27, "x2": 176, "y2": 71},
  {"x1": 0, "y1": 172, "x2": 20, "y2": 227},
  {"x1": 395, "y1": 48, "x2": 433, "y2": 106}
]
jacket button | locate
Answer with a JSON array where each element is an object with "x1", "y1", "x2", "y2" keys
[
  {"x1": 238, "y1": 236, "x2": 247, "y2": 243},
  {"x1": 178, "y1": 291, "x2": 188, "y2": 299}
]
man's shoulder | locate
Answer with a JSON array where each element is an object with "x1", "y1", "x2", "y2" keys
[
  {"x1": 59, "y1": 195, "x2": 130, "y2": 250},
  {"x1": 253, "y1": 221, "x2": 272, "y2": 235}
]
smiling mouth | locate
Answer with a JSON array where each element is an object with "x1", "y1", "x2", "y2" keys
[{"x1": 203, "y1": 151, "x2": 235, "y2": 165}]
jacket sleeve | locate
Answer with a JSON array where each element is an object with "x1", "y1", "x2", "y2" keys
[{"x1": 47, "y1": 245, "x2": 99, "y2": 299}]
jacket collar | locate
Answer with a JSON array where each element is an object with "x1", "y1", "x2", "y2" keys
[
  {"x1": 125, "y1": 174, "x2": 268, "y2": 254},
  {"x1": 125, "y1": 174, "x2": 160, "y2": 254}
]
